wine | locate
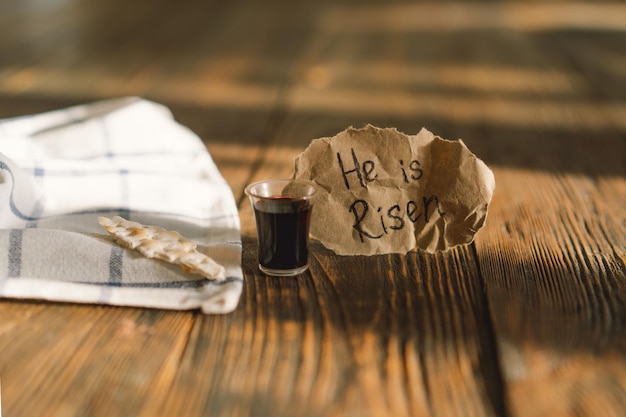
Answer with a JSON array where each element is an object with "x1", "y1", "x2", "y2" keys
[{"x1": 253, "y1": 196, "x2": 312, "y2": 272}]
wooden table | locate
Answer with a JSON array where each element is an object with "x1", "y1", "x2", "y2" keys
[{"x1": 0, "y1": 0, "x2": 625, "y2": 416}]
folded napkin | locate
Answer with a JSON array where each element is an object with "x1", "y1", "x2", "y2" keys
[{"x1": 0, "y1": 97, "x2": 242, "y2": 314}]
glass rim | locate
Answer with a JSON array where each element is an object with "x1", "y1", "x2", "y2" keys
[{"x1": 244, "y1": 178, "x2": 317, "y2": 200}]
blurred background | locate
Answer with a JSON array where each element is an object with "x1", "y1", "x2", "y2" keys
[{"x1": 1, "y1": 0, "x2": 624, "y2": 185}]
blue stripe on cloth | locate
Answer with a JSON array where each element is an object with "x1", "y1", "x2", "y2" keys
[
  {"x1": 99, "y1": 119, "x2": 122, "y2": 303},
  {"x1": 99, "y1": 245, "x2": 124, "y2": 303},
  {"x1": 20, "y1": 167, "x2": 228, "y2": 183},
  {"x1": 2, "y1": 157, "x2": 238, "y2": 223},
  {"x1": 119, "y1": 168, "x2": 129, "y2": 203},
  {"x1": 109, "y1": 246, "x2": 124, "y2": 284},
  {"x1": 8, "y1": 229, "x2": 23, "y2": 277},
  {"x1": 0, "y1": 161, "x2": 39, "y2": 222},
  {"x1": 51, "y1": 150, "x2": 203, "y2": 161},
  {"x1": 27, "y1": 167, "x2": 45, "y2": 228},
  {"x1": 86, "y1": 276, "x2": 243, "y2": 288}
]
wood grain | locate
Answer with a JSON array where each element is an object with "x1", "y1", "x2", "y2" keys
[
  {"x1": 0, "y1": 303, "x2": 193, "y2": 417},
  {"x1": 468, "y1": 12, "x2": 626, "y2": 415},
  {"x1": 0, "y1": 0, "x2": 625, "y2": 416},
  {"x1": 151, "y1": 239, "x2": 505, "y2": 417},
  {"x1": 476, "y1": 168, "x2": 626, "y2": 417}
]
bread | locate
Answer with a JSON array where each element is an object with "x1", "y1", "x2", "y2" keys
[{"x1": 98, "y1": 216, "x2": 226, "y2": 281}]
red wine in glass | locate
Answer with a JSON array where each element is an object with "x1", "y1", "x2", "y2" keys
[{"x1": 253, "y1": 196, "x2": 313, "y2": 273}]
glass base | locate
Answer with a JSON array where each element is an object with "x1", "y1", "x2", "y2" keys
[{"x1": 259, "y1": 264, "x2": 309, "y2": 277}]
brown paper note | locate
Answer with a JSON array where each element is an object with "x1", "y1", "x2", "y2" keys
[{"x1": 293, "y1": 125, "x2": 495, "y2": 255}]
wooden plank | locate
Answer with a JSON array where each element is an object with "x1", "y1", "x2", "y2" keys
[
  {"x1": 153, "y1": 237, "x2": 505, "y2": 417},
  {"x1": 0, "y1": 303, "x2": 193, "y2": 417},
  {"x1": 468, "y1": 13, "x2": 626, "y2": 415},
  {"x1": 1, "y1": 0, "x2": 625, "y2": 416},
  {"x1": 476, "y1": 168, "x2": 626, "y2": 417}
]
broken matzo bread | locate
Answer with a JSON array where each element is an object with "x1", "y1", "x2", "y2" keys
[{"x1": 98, "y1": 216, "x2": 226, "y2": 281}]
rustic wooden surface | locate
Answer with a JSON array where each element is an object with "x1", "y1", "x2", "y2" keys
[{"x1": 1, "y1": 0, "x2": 625, "y2": 416}]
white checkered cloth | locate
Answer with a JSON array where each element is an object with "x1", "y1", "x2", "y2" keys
[{"x1": 0, "y1": 97, "x2": 242, "y2": 314}]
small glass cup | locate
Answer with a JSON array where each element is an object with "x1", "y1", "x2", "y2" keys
[{"x1": 245, "y1": 179, "x2": 317, "y2": 276}]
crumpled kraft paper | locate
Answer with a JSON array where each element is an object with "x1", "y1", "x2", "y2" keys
[{"x1": 293, "y1": 125, "x2": 495, "y2": 255}]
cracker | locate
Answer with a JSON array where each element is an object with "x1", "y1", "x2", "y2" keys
[{"x1": 98, "y1": 216, "x2": 226, "y2": 281}]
